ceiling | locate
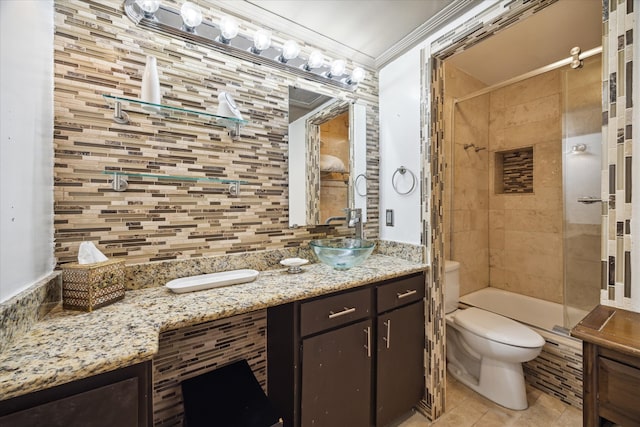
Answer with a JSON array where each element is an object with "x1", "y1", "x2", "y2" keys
[
  {"x1": 218, "y1": 0, "x2": 474, "y2": 68},
  {"x1": 219, "y1": 0, "x2": 602, "y2": 79},
  {"x1": 446, "y1": 0, "x2": 602, "y2": 85},
  {"x1": 245, "y1": 0, "x2": 456, "y2": 60}
]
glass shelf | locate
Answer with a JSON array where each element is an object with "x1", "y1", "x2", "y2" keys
[
  {"x1": 102, "y1": 170, "x2": 248, "y2": 196},
  {"x1": 103, "y1": 94, "x2": 247, "y2": 139}
]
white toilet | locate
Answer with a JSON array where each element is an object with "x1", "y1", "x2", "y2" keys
[{"x1": 444, "y1": 260, "x2": 545, "y2": 410}]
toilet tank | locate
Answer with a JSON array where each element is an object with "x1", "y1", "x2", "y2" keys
[{"x1": 444, "y1": 260, "x2": 460, "y2": 314}]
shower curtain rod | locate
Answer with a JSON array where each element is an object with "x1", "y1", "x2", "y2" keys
[{"x1": 453, "y1": 46, "x2": 602, "y2": 105}]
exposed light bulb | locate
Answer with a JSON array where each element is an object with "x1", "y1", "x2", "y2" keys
[
  {"x1": 252, "y1": 29, "x2": 272, "y2": 53},
  {"x1": 135, "y1": 0, "x2": 160, "y2": 17},
  {"x1": 280, "y1": 40, "x2": 300, "y2": 62},
  {"x1": 305, "y1": 50, "x2": 324, "y2": 70},
  {"x1": 348, "y1": 67, "x2": 366, "y2": 84},
  {"x1": 328, "y1": 59, "x2": 346, "y2": 77},
  {"x1": 219, "y1": 16, "x2": 239, "y2": 43},
  {"x1": 180, "y1": 2, "x2": 202, "y2": 32}
]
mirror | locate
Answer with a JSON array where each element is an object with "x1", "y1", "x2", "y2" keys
[{"x1": 288, "y1": 87, "x2": 367, "y2": 227}]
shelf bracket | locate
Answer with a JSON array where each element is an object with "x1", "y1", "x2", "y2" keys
[
  {"x1": 113, "y1": 101, "x2": 130, "y2": 124},
  {"x1": 228, "y1": 182, "x2": 240, "y2": 197},
  {"x1": 111, "y1": 173, "x2": 129, "y2": 192},
  {"x1": 228, "y1": 122, "x2": 240, "y2": 141}
]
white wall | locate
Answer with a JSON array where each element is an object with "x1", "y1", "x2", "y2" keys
[
  {"x1": 378, "y1": 2, "x2": 496, "y2": 245},
  {"x1": 378, "y1": 47, "x2": 422, "y2": 244},
  {"x1": 0, "y1": 1, "x2": 55, "y2": 302}
]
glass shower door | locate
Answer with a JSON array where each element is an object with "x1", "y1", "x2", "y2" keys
[{"x1": 562, "y1": 54, "x2": 602, "y2": 328}]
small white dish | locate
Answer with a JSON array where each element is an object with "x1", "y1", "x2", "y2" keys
[
  {"x1": 280, "y1": 258, "x2": 309, "y2": 274},
  {"x1": 166, "y1": 269, "x2": 259, "y2": 293}
]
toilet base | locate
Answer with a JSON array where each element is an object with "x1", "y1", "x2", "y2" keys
[{"x1": 447, "y1": 356, "x2": 529, "y2": 410}]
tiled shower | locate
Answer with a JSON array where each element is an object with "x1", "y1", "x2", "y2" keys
[
  {"x1": 440, "y1": 49, "x2": 603, "y2": 411},
  {"x1": 443, "y1": 55, "x2": 602, "y2": 328}
]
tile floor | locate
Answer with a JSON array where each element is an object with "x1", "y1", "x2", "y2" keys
[{"x1": 396, "y1": 376, "x2": 582, "y2": 427}]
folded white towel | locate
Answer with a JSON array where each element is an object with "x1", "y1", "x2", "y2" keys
[{"x1": 320, "y1": 154, "x2": 346, "y2": 172}]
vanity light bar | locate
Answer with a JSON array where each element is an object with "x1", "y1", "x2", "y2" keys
[{"x1": 124, "y1": 0, "x2": 366, "y2": 90}]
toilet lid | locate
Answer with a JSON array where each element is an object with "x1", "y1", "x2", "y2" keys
[{"x1": 453, "y1": 308, "x2": 545, "y2": 348}]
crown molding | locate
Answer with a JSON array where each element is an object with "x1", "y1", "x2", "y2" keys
[{"x1": 375, "y1": 0, "x2": 480, "y2": 69}]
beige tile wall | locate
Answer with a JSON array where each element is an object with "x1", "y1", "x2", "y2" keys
[
  {"x1": 443, "y1": 64, "x2": 568, "y2": 303},
  {"x1": 443, "y1": 63, "x2": 489, "y2": 296},
  {"x1": 488, "y1": 70, "x2": 564, "y2": 303}
]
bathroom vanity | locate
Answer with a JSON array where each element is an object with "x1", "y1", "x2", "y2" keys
[
  {"x1": 0, "y1": 254, "x2": 427, "y2": 427},
  {"x1": 571, "y1": 305, "x2": 640, "y2": 427},
  {"x1": 267, "y1": 272, "x2": 425, "y2": 427}
]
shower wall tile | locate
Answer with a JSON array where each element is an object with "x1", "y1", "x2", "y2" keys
[
  {"x1": 442, "y1": 63, "x2": 488, "y2": 267},
  {"x1": 491, "y1": 117, "x2": 561, "y2": 151},
  {"x1": 487, "y1": 70, "x2": 564, "y2": 304},
  {"x1": 502, "y1": 69, "x2": 561, "y2": 105},
  {"x1": 443, "y1": 63, "x2": 490, "y2": 297},
  {"x1": 52, "y1": 0, "x2": 380, "y2": 267},
  {"x1": 502, "y1": 94, "x2": 561, "y2": 127}
]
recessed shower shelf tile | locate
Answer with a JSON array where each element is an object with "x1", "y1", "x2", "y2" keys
[
  {"x1": 103, "y1": 94, "x2": 247, "y2": 139},
  {"x1": 102, "y1": 170, "x2": 248, "y2": 196}
]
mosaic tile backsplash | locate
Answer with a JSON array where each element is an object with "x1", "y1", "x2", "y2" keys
[
  {"x1": 601, "y1": 0, "x2": 636, "y2": 310},
  {"x1": 53, "y1": 0, "x2": 379, "y2": 267},
  {"x1": 152, "y1": 310, "x2": 267, "y2": 426},
  {"x1": 497, "y1": 148, "x2": 534, "y2": 194}
]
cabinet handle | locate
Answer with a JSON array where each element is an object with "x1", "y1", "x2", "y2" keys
[
  {"x1": 397, "y1": 289, "x2": 417, "y2": 299},
  {"x1": 328, "y1": 307, "x2": 356, "y2": 319},
  {"x1": 383, "y1": 319, "x2": 391, "y2": 349},
  {"x1": 364, "y1": 327, "x2": 371, "y2": 358}
]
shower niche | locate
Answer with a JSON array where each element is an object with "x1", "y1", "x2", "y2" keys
[{"x1": 494, "y1": 147, "x2": 534, "y2": 194}]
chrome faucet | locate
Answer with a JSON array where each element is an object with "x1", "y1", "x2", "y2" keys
[
  {"x1": 344, "y1": 208, "x2": 364, "y2": 240},
  {"x1": 324, "y1": 216, "x2": 347, "y2": 225}
]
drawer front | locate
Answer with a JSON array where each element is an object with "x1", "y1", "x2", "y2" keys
[
  {"x1": 377, "y1": 274, "x2": 425, "y2": 313},
  {"x1": 598, "y1": 356, "x2": 640, "y2": 426},
  {"x1": 300, "y1": 288, "x2": 371, "y2": 337}
]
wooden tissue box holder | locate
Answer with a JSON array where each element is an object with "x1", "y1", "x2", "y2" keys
[{"x1": 62, "y1": 259, "x2": 125, "y2": 311}]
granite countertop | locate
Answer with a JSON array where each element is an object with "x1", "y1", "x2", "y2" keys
[{"x1": 0, "y1": 254, "x2": 426, "y2": 401}]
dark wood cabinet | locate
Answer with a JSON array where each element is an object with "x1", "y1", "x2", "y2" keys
[
  {"x1": 0, "y1": 362, "x2": 152, "y2": 427},
  {"x1": 376, "y1": 301, "x2": 425, "y2": 427},
  {"x1": 301, "y1": 318, "x2": 373, "y2": 427},
  {"x1": 571, "y1": 305, "x2": 640, "y2": 427},
  {"x1": 268, "y1": 272, "x2": 425, "y2": 427}
]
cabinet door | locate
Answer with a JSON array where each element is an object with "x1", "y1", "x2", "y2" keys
[
  {"x1": 0, "y1": 378, "x2": 139, "y2": 427},
  {"x1": 0, "y1": 362, "x2": 151, "y2": 427},
  {"x1": 376, "y1": 301, "x2": 425, "y2": 427},
  {"x1": 598, "y1": 356, "x2": 640, "y2": 426},
  {"x1": 301, "y1": 319, "x2": 373, "y2": 427}
]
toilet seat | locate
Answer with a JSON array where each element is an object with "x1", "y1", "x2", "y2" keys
[{"x1": 453, "y1": 308, "x2": 545, "y2": 348}]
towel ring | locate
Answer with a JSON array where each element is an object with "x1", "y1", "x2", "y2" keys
[
  {"x1": 392, "y1": 166, "x2": 416, "y2": 195},
  {"x1": 355, "y1": 173, "x2": 368, "y2": 197}
]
